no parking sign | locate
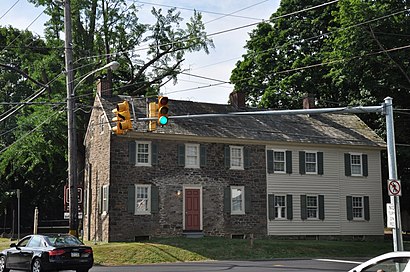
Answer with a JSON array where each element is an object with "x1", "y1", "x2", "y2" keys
[{"x1": 388, "y1": 179, "x2": 401, "y2": 196}]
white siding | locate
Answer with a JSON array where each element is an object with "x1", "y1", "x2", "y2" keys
[{"x1": 267, "y1": 145, "x2": 383, "y2": 236}]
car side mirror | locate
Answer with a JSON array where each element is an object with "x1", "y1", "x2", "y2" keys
[{"x1": 10, "y1": 243, "x2": 17, "y2": 248}]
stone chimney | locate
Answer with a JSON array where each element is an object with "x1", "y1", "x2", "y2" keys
[
  {"x1": 229, "y1": 91, "x2": 246, "y2": 109},
  {"x1": 303, "y1": 93, "x2": 315, "y2": 109},
  {"x1": 97, "y1": 78, "x2": 112, "y2": 97}
]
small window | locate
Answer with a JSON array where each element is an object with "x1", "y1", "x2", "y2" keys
[
  {"x1": 306, "y1": 196, "x2": 318, "y2": 219},
  {"x1": 136, "y1": 141, "x2": 151, "y2": 166},
  {"x1": 351, "y1": 154, "x2": 362, "y2": 176},
  {"x1": 135, "y1": 184, "x2": 151, "y2": 215},
  {"x1": 305, "y1": 152, "x2": 317, "y2": 174},
  {"x1": 231, "y1": 186, "x2": 245, "y2": 215},
  {"x1": 274, "y1": 195, "x2": 286, "y2": 219},
  {"x1": 352, "y1": 196, "x2": 363, "y2": 219},
  {"x1": 99, "y1": 115, "x2": 105, "y2": 133},
  {"x1": 274, "y1": 151, "x2": 286, "y2": 172},
  {"x1": 230, "y1": 146, "x2": 244, "y2": 170},
  {"x1": 185, "y1": 144, "x2": 200, "y2": 168},
  {"x1": 90, "y1": 120, "x2": 95, "y2": 138},
  {"x1": 102, "y1": 185, "x2": 109, "y2": 213}
]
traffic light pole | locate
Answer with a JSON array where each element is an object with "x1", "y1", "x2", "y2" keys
[{"x1": 64, "y1": 0, "x2": 79, "y2": 236}]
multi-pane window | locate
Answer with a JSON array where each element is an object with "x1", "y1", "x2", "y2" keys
[
  {"x1": 352, "y1": 196, "x2": 363, "y2": 219},
  {"x1": 305, "y1": 152, "x2": 317, "y2": 173},
  {"x1": 136, "y1": 142, "x2": 151, "y2": 166},
  {"x1": 274, "y1": 195, "x2": 286, "y2": 219},
  {"x1": 135, "y1": 185, "x2": 151, "y2": 215},
  {"x1": 230, "y1": 146, "x2": 244, "y2": 169},
  {"x1": 231, "y1": 186, "x2": 245, "y2": 215},
  {"x1": 185, "y1": 144, "x2": 200, "y2": 168},
  {"x1": 102, "y1": 185, "x2": 109, "y2": 213},
  {"x1": 351, "y1": 154, "x2": 362, "y2": 176},
  {"x1": 306, "y1": 196, "x2": 318, "y2": 218},
  {"x1": 274, "y1": 151, "x2": 285, "y2": 172}
]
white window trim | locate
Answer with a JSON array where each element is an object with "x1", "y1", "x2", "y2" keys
[
  {"x1": 135, "y1": 184, "x2": 151, "y2": 215},
  {"x1": 274, "y1": 195, "x2": 287, "y2": 219},
  {"x1": 306, "y1": 195, "x2": 318, "y2": 219},
  {"x1": 136, "y1": 141, "x2": 152, "y2": 167},
  {"x1": 230, "y1": 146, "x2": 244, "y2": 170},
  {"x1": 273, "y1": 149, "x2": 286, "y2": 174},
  {"x1": 352, "y1": 196, "x2": 364, "y2": 220},
  {"x1": 231, "y1": 186, "x2": 245, "y2": 215},
  {"x1": 99, "y1": 114, "x2": 105, "y2": 134},
  {"x1": 350, "y1": 153, "x2": 363, "y2": 177},
  {"x1": 305, "y1": 151, "x2": 318, "y2": 175},
  {"x1": 185, "y1": 143, "x2": 200, "y2": 169},
  {"x1": 102, "y1": 185, "x2": 109, "y2": 214}
]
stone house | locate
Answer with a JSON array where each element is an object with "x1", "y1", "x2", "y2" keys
[{"x1": 82, "y1": 80, "x2": 385, "y2": 242}]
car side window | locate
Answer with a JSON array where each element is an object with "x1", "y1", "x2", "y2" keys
[
  {"x1": 27, "y1": 236, "x2": 42, "y2": 248},
  {"x1": 17, "y1": 237, "x2": 31, "y2": 248},
  {"x1": 362, "y1": 257, "x2": 410, "y2": 272}
]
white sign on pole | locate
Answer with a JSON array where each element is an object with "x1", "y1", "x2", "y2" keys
[
  {"x1": 388, "y1": 179, "x2": 402, "y2": 196},
  {"x1": 387, "y1": 203, "x2": 396, "y2": 228}
]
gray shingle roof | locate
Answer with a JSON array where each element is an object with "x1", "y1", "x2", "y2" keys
[{"x1": 100, "y1": 95, "x2": 385, "y2": 147}]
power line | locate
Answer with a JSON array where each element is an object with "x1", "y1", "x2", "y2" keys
[{"x1": 0, "y1": 0, "x2": 20, "y2": 21}]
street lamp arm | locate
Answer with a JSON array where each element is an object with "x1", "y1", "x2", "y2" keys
[{"x1": 72, "y1": 61, "x2": 120, "y2": 94}]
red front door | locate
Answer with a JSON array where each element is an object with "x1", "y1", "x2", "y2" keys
[{"x1": 185, "y1": 189, "x2": 201, "y2": 231}]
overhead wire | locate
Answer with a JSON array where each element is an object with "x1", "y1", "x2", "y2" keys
[{"x1": 0, "y1": 0, "x2": 20, "y2": 21}]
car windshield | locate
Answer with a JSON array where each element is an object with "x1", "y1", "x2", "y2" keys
[{"x1": 45, "y1": 235, "x2": 83, "y2": 247}]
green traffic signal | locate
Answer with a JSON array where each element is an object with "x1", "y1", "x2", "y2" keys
[{"x1": 158, "y1": 115, "x2": 168, "y2": 125}]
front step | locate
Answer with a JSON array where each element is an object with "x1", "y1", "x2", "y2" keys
[{"x1": 182, "y1": 231, "x2": 204, "y2": 238}]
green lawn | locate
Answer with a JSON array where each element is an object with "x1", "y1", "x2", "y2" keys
[{"x1": 0, "y1": 237, "x2": 404, "y2": 266}]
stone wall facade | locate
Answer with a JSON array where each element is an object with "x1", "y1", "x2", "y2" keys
[{"x1": 86, "y1": 131, "x2": 268, "y2": 242}]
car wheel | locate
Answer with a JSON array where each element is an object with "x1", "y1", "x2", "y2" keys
[
  {"x1": 0, "y1": 256, "x2": 10, "y2": 272},
  {"x1": 31, "y1": 258, "x2": 42, "y2": 272}
]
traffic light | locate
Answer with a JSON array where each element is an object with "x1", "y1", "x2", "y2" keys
[
  {"x1": 112, "y1": 101, "x2": 132, "y2": 135},
  {"x1": 148, "y1": 101, "x2": 158, "y2": 132},
  {"x1": 157, "y1": 96, "x2": 169, "y2": 126}
]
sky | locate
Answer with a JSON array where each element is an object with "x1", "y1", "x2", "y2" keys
[{"x1": 0, "y1": 0, "x2": 280, "y2": 104}]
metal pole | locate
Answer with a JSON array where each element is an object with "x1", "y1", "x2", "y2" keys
[
  {"x1": 16, "y1": 189, "x2": 20, "y2": 241},
  {"x1": 33, "y1": 207, "x2": 39, "y2": 235},
  {"x1": 384, "y1": 97, "x2": 404, "y2": 251},
  {"x1": 64, "y1": 0, "x2": 79, "y2": 237}
]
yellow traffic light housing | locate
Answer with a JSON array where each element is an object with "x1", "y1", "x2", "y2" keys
[
  {"x1": 112, "y1": 101, "x2": 132, "y2": 134},
  {"x1": 157, "y1": 96, "x2": 169, "y2": 126}
]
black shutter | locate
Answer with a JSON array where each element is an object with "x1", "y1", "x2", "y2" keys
[
  {"x1": 267, "y1": 150, "x2": 274, "y2": 174},
  {"x1": 286, "y1": 151, "x2": 292, "y2": 174},
  {"x1": 364, "y1": 196, "x2": 370, "y2": 221},
  {"x1": 300, "y1": 195, "x2": 307, "y2": 220},
  {"x1": 268, "y1": 194, "x2": 275, "y2": 220},
  {"x1": 245, "y1": 187, "x2": 251, "y2": 213},
  {"x1": 151, "y1": 143, "x2": 158, "y2": 165},
  {"x1": 319, "y1": 195, "x2": 325, "y2": 220},
  {"x1": 127, "y1": 185, "x2": 135, "y2": 213},
  {"x1": 346, "y1": 196, "x2": 353, "y2": 220},
  {"x1": 128, "y1": 141, "x2": 136, "y2": 165},
  {"x1": 151, "y1": 186, "x2": 159, "y2": 214},
  {"x1": 286, "y1": 194, "x2": 293, "y2": 220},
  {"x1": 317, "y1": 152, "x2": 324, "y2": 175},
  {"x1": 299, "y1": 151, "x2": 306, "y2": 174},
  {"x1": 223, "y1": 187, "x2": 231, "y2": 213},
  {"x1": 224, "y1": 146, "x2": 230, "y2": 168},
  {"x1": 344, "y1": 153, "x2": 351, "y2": 176},
  {"x1": 362, "y1": 154, "x2": 368, "y2": 177},
  {"x1": 244, "y1": 148, "x2": 251, "y2": 169},
  {"x1": 200, "y1": 145, "x2": 207, "y2": 167},
  {"x1": 177, "y1": 144, "x2": 185, "y2": 166}
]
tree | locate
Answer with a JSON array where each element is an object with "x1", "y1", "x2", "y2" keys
[{"x1": 230, "y1": 0, "x2": 337, "y2": 108}]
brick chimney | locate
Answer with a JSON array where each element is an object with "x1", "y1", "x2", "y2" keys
[
  {"x1": 229, "y1": 91, "x2": 246, "y2": 109},
  {"x1": 97, "y1": 78, "x2": 112, "y2": 97},
  {"x1": 303, "y1": 93, "x2": 315, "y2": 109}
]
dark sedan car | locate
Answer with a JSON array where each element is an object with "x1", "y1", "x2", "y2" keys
[{"x1": 0, "y1": 234, "x2": 93, "y2": 272}]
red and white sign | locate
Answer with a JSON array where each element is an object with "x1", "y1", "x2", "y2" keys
[{"x1": 388, "y1": 179, "x2": 401, "y2": 196}]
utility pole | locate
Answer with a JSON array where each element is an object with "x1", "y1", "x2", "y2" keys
[{"x1": 64, "y1": 0, "x2": 78, "y2": 236}]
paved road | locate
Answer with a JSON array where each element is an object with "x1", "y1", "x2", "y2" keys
[{"x1": 88, "y1": 258, "x2": 363, "y2": 272}]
